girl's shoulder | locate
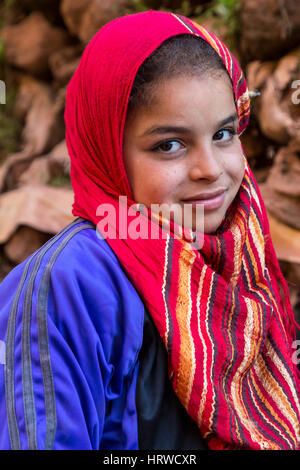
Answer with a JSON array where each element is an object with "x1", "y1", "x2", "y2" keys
[
  {"x1": 1, "y1": 217, "x2": 142, "y2": 306},
  {"x1": 0, "y1": 217, "x2": 145, "y2": 374}
]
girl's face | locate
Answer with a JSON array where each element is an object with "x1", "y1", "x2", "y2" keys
[{"x1": 123, "y1": 73, "x2": 245, "y2": 234}]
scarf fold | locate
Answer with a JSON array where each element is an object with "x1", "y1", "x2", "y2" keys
[{"x1": 65, "y1": 10, "x2": 300, "y2": 450}]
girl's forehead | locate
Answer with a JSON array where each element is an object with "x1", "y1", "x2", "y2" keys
[
  {"x1": 124, "y1": 75, "x2": 238, "y2": 136},
  {"x1": 130, "y1": 73, "x2": 235, "y2": 112}
]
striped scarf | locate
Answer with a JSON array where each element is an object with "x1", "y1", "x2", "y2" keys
[{"x1": 65, "y1": 10, "x2": 300, "y2": 449}]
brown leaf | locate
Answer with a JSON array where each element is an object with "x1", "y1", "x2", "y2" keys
[
  {"x1": 267, "y1": 211, "x2": 300, "y2": 264},
  {"x1": 0, "y1": 185, "x2": 75, "y2": 244}
]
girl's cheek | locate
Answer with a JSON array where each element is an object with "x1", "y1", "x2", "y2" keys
[
  {"x1": 237, "y1": 153, "x2": 246, "y2": 181},
  {"x1": 150, "y1": 175, "x2": 180, "y2": 204},
  {"x1": 150, "y1": 180, "x2": 174, "y2": 203},
  {"x1": 227, "y1": 150, "x2": 245, "y2": 182}
]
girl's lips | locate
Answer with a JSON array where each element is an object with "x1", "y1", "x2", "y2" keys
[{"x1": 181, "y1": 190, "x2": 226, "y2": 210}]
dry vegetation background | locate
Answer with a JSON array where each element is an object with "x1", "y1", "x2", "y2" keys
[{"x1": 0, "y1": 0, "x2": 300, "y2": 319}]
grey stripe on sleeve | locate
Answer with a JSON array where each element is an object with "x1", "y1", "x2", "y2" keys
[
  {"x1": 37, "y1": 222, "x2": 94, "y2": 450},
  {"x1": 5, "y1": 255, "x2": 34, "y2": 450}
]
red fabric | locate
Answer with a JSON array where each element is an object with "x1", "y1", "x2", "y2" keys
[{"x1": 65, "y1": 10, "x2": 300, "y2": 449}]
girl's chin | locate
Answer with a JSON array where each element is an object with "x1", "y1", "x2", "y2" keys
[{"x1": 189, "y1": 212, "x2": 225, "y2": 235}]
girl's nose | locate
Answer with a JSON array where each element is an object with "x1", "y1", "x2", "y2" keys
[{"x1": 188, "y1": 144, "x2": 223, "y2": 181}]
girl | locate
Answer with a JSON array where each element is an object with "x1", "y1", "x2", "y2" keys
[{"x1": 0, "y1": 10, "x2": 299, "y2": 450}]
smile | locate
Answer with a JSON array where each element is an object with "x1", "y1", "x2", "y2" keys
[{"x1": 181, "y1": 189, "x2": 226, "y2": 210}]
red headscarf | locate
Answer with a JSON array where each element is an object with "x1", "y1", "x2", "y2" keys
[{"x1": 65, "y1": 10, "x2": 300, "y2": 450}]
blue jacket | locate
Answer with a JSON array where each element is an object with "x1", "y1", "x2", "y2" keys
[
  {"x1": 0, "y1": 218, "x2": 145, "y2": 450},
  {"x1": 0, "y1": 217, "x2": 207, "y2": 450}
]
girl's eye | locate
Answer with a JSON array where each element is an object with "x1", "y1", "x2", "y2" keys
[
  {"x1": 213, "y1": 128, "x2": 237, "y2": 142},
  {"x1": 152, "y1": 140, "x2": 183, "y2": 154}
]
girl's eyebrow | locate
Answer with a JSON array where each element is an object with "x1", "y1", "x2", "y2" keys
[
  {"x1": 218, "y1": 112, "x2": 239, "y2": 128},
  {"x1": 141, "y1": 125, "x2": 192, "y2": 137},
  {"x1": 141, "y1": 112, "x2": 239, "y2": 137}
]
